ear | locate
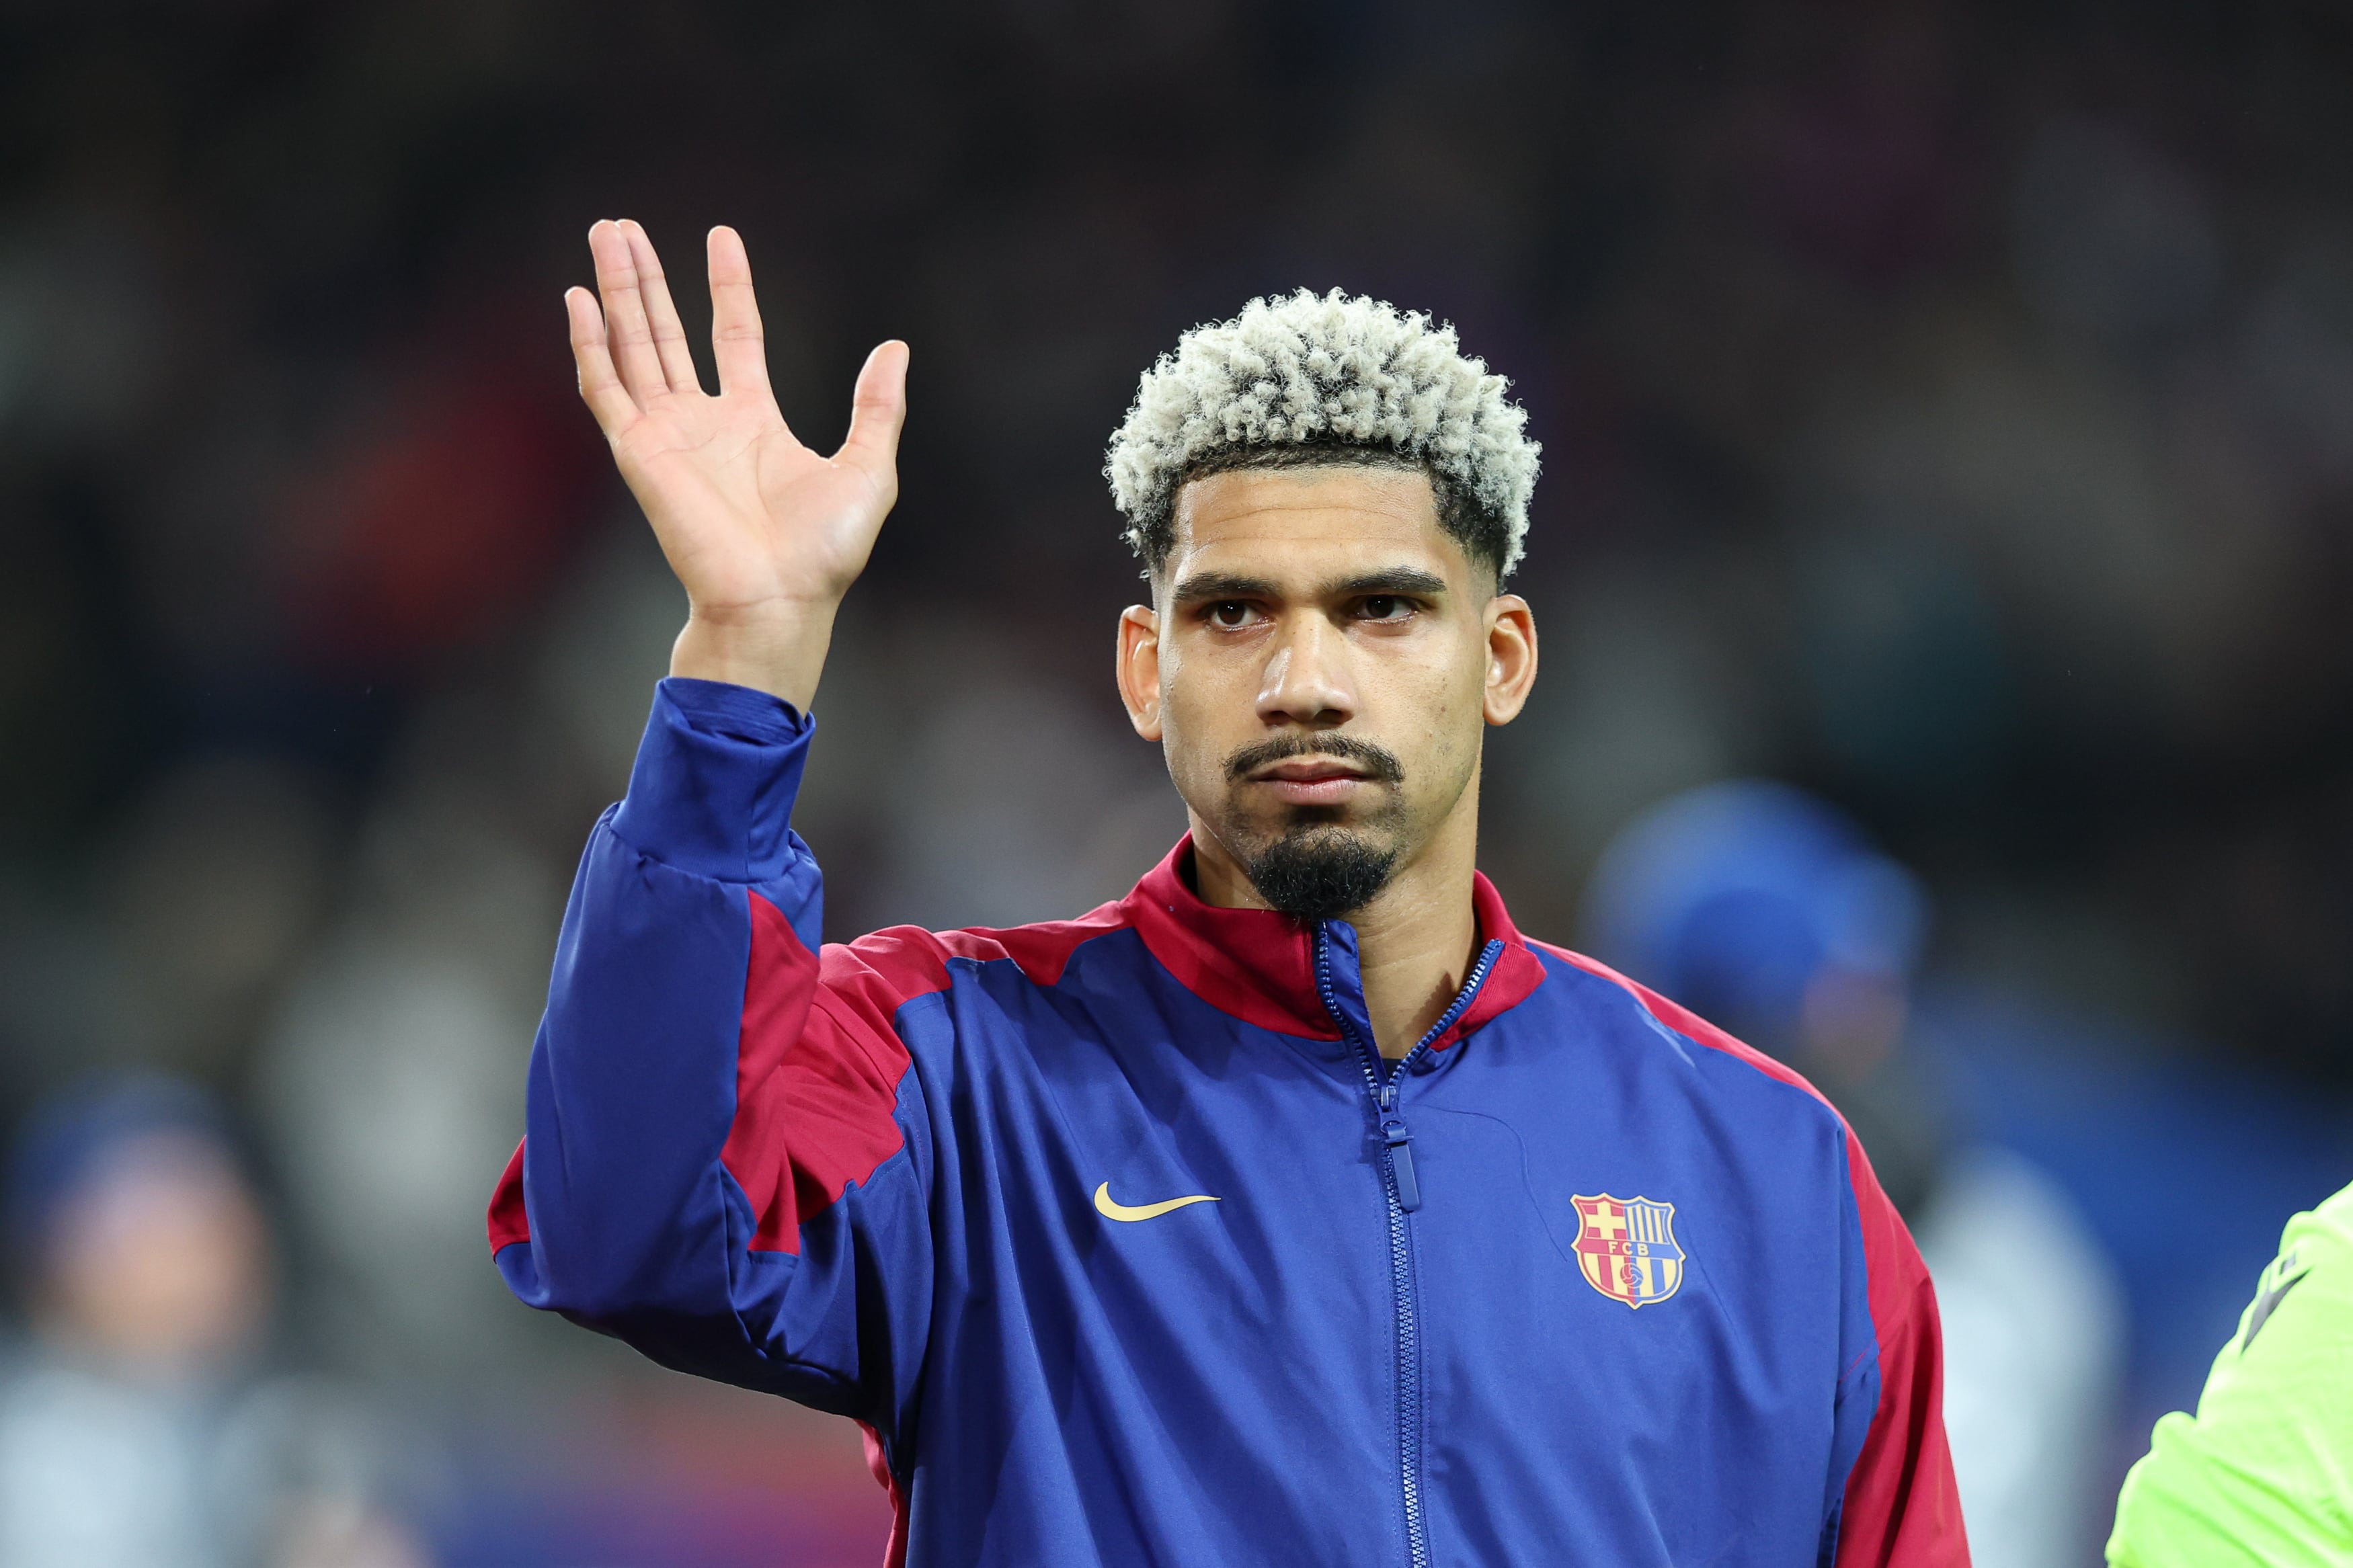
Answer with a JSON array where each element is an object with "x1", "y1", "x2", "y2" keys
[
  {"x1": 1481, "y1": 593, "x2": 1538, "y2": 725},
  {"x1": 1116, "y1": 603, "x2": 1164, "y2": 740}
]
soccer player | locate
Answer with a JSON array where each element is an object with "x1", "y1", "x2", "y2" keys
[
  {"x1": 2106, "y1": 1180, "x2": 2353, "y2": 1565},
  {"x1": 487, "y1": 218, "x2": 1966, "y2": 1567}
]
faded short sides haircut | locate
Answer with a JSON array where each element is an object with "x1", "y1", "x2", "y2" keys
[{"x1": 1104, "y1": 288, "x2": 1541, "y2": 585}]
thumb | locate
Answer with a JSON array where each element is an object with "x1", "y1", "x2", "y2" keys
[{"x1": 838, "y1": 340, "x2": 910, "y2": 478}]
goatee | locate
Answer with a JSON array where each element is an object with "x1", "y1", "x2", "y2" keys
[{"x1": 1244, "y1": 826, "x2": 1399, "y2": 924}]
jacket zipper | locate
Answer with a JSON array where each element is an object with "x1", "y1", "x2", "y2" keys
[{"x1": 1315, "y1": 929, "x2": 1504, "y2": 1568}]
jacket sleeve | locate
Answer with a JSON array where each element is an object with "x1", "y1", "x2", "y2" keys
[
  {"x1": 1829, "y1": 1128, "x2": 1971, "y2": 1567},
  {"x1": 485, "y1": 677, "x2": 934, "y2": 1437}
]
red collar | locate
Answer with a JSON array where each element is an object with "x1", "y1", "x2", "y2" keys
[{"x1": 1113, "y1": 836, "x2": 1548, "y2": 1048}]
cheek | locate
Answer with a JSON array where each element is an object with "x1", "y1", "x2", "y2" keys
[
  {"x1": 1154, "y1": 651, "x2": 1246, "y2": 776},
  {"x1": 1375, "y1": 638, "x2": 1478, "y2": 723},
  {"x1": 1387, "y1": 644, "x2": 1486, "y2": 779}
]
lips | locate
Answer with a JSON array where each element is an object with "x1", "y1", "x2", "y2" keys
[
  {"x1": 1224, "y1": 735, "x2": 1404, "y2": 802},
  {"x1": 1250, "y1": 760, "x2": 1372, "y2": 807}
]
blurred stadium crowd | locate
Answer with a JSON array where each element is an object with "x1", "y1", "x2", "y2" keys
[{"x1": 4, "y1": 1, "x2": 2353, "y2": 1563}]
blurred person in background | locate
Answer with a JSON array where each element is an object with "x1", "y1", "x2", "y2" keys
[
  {"x1": 2106, "y1": 1178, "x2": 2353, "y2": 1566},
  {"x1": 487, "y1": 220, "x2": 1962, "y2": 1566},
  {"x1": 0, "y1": 1077, "x2": 434, "y2": 1568},
  {"x1": 1583, "y1": 781, "x2": 2123, "y2": 1568}
]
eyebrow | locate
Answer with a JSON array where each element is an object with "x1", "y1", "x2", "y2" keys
[
  {"x1": 1324, "y1": 566, "x2": 1449, "y2": 600},
  {"x1": 1168, "y1": 565, "x2": 1451, "y2": 605},
  {"x1": 1167, "y1": 571, "x2": 1279, "y2": 605}
]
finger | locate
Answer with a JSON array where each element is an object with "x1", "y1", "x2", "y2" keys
[
  {"x1": 837, "y1": 339, "x2": 910, "y2": 479},
  {"x1": 565, "y1": 286, "x2": 639, "y2": 434},
  {"x1": 588, "y1": 218, "x2": 668, "y2": 401},
  {"x1": 619, "y1": 219, "x2": 701, "y2": 394},
  {"x1": 707, "y1": 226, "x2": 774, "y2": 405}
]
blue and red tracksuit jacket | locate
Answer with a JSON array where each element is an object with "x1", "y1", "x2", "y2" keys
[{"x1": 489, "y1": 679, "x2": 1966, "y2": 1567}]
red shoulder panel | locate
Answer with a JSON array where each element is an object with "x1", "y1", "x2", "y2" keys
[
  {"x1": 815, "y1": 901, "x2": 1130, "y2": 1013},
  {"x1": 932, "y1": 901, "x2": 1133, "y2": 989},
  {"x1": 727, "y1": 897, "x2": 1135, "y2": 1255},
  {"x1": 725, "y1": 893, "x2": 916, "y2": 1255}
]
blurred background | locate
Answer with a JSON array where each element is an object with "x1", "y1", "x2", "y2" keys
[{"x1": 4, "y1": 0, "x2": 2353, "y2": 1563}]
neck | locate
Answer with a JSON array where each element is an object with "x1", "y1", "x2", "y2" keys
[{"x1": 1191, "y1": 778, "x2": 1484, "y2": 1059}]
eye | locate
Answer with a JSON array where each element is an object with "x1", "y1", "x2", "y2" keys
[
  {"x1": 1208, "y1": 601, "x2": 1257, "y2": 628},
  {"x1": 1358, "y1": 595, "x2": 1414, "y2": 622}
]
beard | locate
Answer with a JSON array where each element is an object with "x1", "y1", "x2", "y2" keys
[
  {"x1": 1243, "y1": 825, "x2": 1400, "y2": 923},
  {"x1": 1218, "y1": 733, "x2": 1408, "y2": 923}
]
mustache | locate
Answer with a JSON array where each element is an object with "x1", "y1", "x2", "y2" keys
[{"x1": 1224, "y1": 733, "x2": 1405, "y2": 786}]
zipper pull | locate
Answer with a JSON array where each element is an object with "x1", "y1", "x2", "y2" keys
[{"x1": 1382, "y1": 1118, "x2": 1423, "y2": 1212}]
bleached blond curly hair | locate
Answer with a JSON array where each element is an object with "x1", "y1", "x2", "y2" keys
[{"x1": 1105, "y1": 288, "x2": 1540, "y2": 581}]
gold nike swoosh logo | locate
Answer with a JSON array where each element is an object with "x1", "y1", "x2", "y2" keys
[{"x1": 1093, "y1": 1182, "x2": 1220, "y2": 1222}]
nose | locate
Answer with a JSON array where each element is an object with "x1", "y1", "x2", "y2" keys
[{"x1": 1256, "y1": 611, "x2": 1357, "y2": 729}]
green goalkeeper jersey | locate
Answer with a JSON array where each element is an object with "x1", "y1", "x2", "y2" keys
[{"x1": 2108, "y1": 1180, "x2": 2353, "y2": 1566}]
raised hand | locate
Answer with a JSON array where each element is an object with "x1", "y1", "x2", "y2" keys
[{"x1": 567, "y1": 219, "x2": 908, "y2": 708}]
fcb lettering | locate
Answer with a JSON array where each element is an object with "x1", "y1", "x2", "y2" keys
[{"x1": 1572, "y1": 1194, "x2": 1686, "y2": 1308}]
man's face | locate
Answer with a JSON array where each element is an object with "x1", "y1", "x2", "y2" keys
[
  {"x1": 1115, "y1": 464, "x2": 1536, "y2": 919},
  {"x1": 39, "y1": 1132, "x2": 271, "y2": 1376}
]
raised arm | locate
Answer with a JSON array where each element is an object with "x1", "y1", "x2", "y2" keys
[
  {"x1": 566, "y1": 218, "x2": 906, "y2": 706},
  {"x1": 489, "y1": 224, "x2": 933, "y2": 1440}
]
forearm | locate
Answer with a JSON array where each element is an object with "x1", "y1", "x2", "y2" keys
[
  {"x1": 493, "y1": 681, "x2": 825, "y2": 1323},
  {"x1": 491, "y1": 677, "x2": 938, "y2": 1409}
]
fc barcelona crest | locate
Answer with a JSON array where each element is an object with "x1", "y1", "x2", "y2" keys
[{"x1": 1571, "y1": 1194, "x2": 1685, "y2": 1309}]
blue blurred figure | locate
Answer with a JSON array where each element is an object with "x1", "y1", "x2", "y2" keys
[
  {"x1": 1584, "y1": 782, "x2": 2124, "y2": 1568},
  {"x1": 0, "y1": 1077, "x2": 432, "y2": 1568}
]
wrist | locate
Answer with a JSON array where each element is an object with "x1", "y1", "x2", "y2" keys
[{"x1": 670, "y1": 600, "x2": 840, "y2": 710}]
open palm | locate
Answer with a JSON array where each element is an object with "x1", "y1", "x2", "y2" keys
[{"x1": 567, "y1": 220, "x2": 907, "y2": 692}]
